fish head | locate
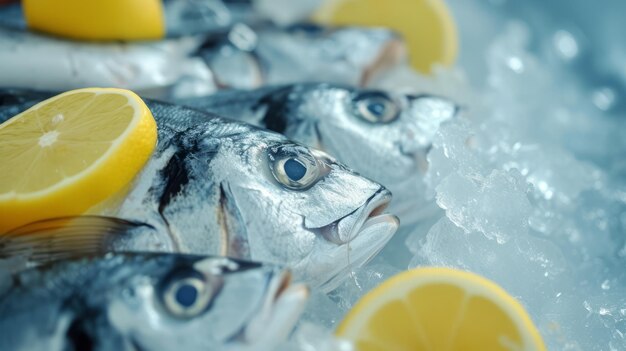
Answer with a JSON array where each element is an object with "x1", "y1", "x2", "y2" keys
[
  {"x1": 320, "y1": 27, "x2": 409, "y2": 86},
  {"x1": 107, "y1": 255, "x2": 307, "y2": 350},
  {"x1": 261, "y1": 25, "x2": 407, "y2": 86},
  {"x1": 261, "y1": 85, "x2": 459, "y2": 210},
  {"x1": 192, "y1": 125, "x2": 398, "y2": 291}
]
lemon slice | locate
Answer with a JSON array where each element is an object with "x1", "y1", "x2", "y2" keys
[
  {"x1": 312, "y1": 0, "x2": 458, "y2": 73},
  {"x1": 337, "y1": 267, "x2": 546, "y2": 351},
  {"x1": 23, "y1": 0, "x2": 165, "y2": 41},
  {"x1": 0, "y1": 88, "x2": 157, "y2": 233}
]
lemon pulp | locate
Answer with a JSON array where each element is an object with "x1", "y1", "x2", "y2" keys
[
  {"x1": 0, "y1": 88, "x2": 157, "y2": 233},
  {"x1": 23, "y1": 0, "x2": 165, "y2": 41},
  {"x1": 337, "y1": 267, "x2": 546, "y2": 351}
]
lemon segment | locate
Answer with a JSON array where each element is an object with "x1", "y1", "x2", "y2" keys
[
  {"x1": 23, "y1": 0, "x2": 165, "y2": 41},
  {"x1": 312, "y1": 0, "x2": 458, "y2": 73},
  {"x1": 337, "y1": 267, "x2": 546, "y2": 351},
  {"x1": 0, "y1": 88, "x2": 157, "y2": 233}
]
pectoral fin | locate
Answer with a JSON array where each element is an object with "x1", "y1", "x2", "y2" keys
[{"x1": 0, "y1": 216, "x2": 153, "y2": 265}]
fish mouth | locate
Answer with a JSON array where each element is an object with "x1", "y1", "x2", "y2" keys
[
  {"x1": 318, "y1": 216, "x2": 399, "y2": 292},
  {"x1": 244, "y1": 271, "x2": 309, "y2": 347},
  {"x1": 310, "y1": 188, "x2": 399, "y2": 292},
  {"x1": 320, "y1": 188, "x2": 396, "y2": 245},
  {"x1": 361, "y1": 38, "x2": 408, "y2": 86}
]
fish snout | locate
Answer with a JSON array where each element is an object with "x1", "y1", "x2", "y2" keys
[{"x1": 321, "y1": 187, "x2": 397, "y2": 245}]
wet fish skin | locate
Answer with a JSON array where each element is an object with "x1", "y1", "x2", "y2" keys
[
  {"x1": 0, "y1": 89, "x2": 399, "y2": 291},
  {"x1": 200, "y1": 24, "x2": 406, "y2": 90},
  {"x1": 0, "y1": 252, "x2": 307, "y2": 351},
  {"x1": 0, "y1": 23, "x2": 405, "y2": 98},
  {"x1": 0, "y1": 27, "x2": 215, "y2": 99},
  {"x1": 178, "y1": 83, "x2": 460, "y2": 226}
]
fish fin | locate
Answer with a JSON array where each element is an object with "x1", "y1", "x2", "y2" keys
[{"x1": 0, "y1": 216, "x2": 153, "y2": 266}]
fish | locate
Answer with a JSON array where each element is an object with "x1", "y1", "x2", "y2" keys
[
  {"x1": 197, "y1": 23, "x2": 406, "y2": 90},
  {"x1": 0, "y1": 252, "x2": 308, "y2": 350},
  {"x1": 177, "y1": 83, "x2": 460, "y2": 228},
  {"x1": 0, "y1": 89, "x2": 399, "y2": 291},
  {"x1": 0, "y1": 26, "x2": 216, "y2": 99},
  {"x1": 0, "y1": 23, "x2": 406, "y2": 99}
]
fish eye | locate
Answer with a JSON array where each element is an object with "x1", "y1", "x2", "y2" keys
[
  {"x1": 162, "y1": 271, "x2": 221, "y2": 319},
  {"x1": 352, "y1": 92, "x2": 400, "y2": 124},
  {"x1": 268, "y1": 145, "x2": 321, "y2": 190}
]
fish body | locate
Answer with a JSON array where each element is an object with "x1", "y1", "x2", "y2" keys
[
  {"x1": 178, "y1": 83, "x2": 459, "y2": 227},
  {"x1": 0, "y1": 252, "x2": 307, "y2": 351},
  {"x1": 199, "y1": 24, "x2": 406, "y2": 90},
  {"x1": 0, "y1": 27, "x2": 215, "y2": 99},
  {"x1": 0, "y1": 23, "x2": 405, "y2": 98},
  {"x1": 0, "y1": 90, "x2": 399, "y2": 291}
]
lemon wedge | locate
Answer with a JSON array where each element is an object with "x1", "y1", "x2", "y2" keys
[
  {"x1": 337, "y1": 267, "x2": 546, "y2": 351},
  {"x1": 23, "y1": 0, "x2": 165, "y2": 41},
  {"x1": 312, "y1": 0, "x2": 458, "y2": 73},
  {"x1": 0, "y1": 88, "x2": 157, "y2": 233}
]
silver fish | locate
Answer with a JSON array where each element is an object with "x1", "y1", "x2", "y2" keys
[
  {"x1": 0, "y1": 26, "x2": 215, "y2": 98},
  {"x1": 0, "y1": 252, "x2": 308, "y2": 350},
  {"x1": 199, "y1": 23, "x2": 406, "y2": 90},
  {"x1": 0, "y1": 24, "x2": 406, "y2": 98},
  {"x1": 177, "y1": 83, "x2": 460, "y2": 228},
  {"x1": 0, "y1": 89, "x2": 399, "y2": 291}
]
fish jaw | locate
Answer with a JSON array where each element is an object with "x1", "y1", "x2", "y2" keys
[
  {"x1": 243, "y1": 270, "x2": 308, "y2": 348},
  {"x1": 300, "y1": 189, "x2": 400, "y2": 292},
  {"x1": 319, "y1": 188, "x2": 395, "y2": 245}
]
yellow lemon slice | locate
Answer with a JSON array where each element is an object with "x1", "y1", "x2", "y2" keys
[
  {"x1": 337, "y1": 267, "x2": 546, "y2": 351},
  {"x1": 0, "y1": 88, "x2": 157, "y2": 233},
  {"x1": 23, "y1": 0, "x2": 165, "y2": 41},
  {"x1": 312, "y1": 0, "x2": 458, "y2": 73}
]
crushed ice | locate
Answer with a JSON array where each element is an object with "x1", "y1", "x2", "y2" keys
[{"x1": 291, "y1": 6, "x2": 626, "y2": 351}]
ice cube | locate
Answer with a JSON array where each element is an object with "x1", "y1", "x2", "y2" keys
[
  {"x1": 435, "y1": 169, "x2": 532, "y2": 243},
  {"x1": 410, "y1": 217, "x2": 569, "y2": 313},
  {"x1": 275, "y1": 322, "x2": 354, "y2": 351}
]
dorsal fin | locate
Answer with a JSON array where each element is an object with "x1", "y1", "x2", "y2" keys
[{"x1": 0, "y1": 216, "x2": 153, "y2": 266}]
